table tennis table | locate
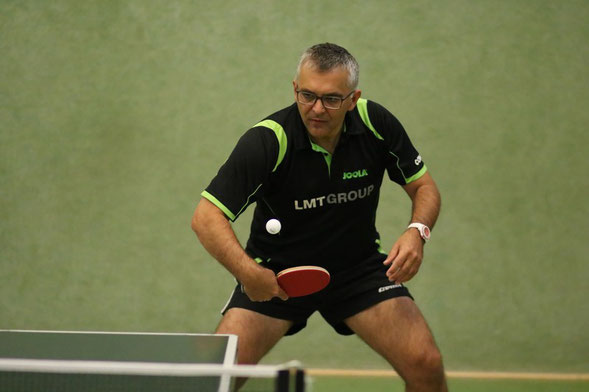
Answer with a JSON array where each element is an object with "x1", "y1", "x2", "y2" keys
[{"x1": 0, "y1": 330, "x2": 304, "y2": 392}]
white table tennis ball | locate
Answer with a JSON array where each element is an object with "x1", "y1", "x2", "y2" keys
[{"x1": 265, "y1": 219, "x2": 281, "y2": 235}]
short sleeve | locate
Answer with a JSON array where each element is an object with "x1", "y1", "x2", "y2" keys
[
  {"x1": 366, "y1": 100, "x2": 427, "y2": 185},
  {"x1": 202, "y1": 126, "x2": 279, "y2": 221}
]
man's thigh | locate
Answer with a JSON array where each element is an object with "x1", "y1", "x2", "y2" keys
[
  {"x1": 344, "y1": 297, "x2": 443, "y2": 378},
  {"x1": 216, "y1": 308, "x2": 293, "y2": 364}
]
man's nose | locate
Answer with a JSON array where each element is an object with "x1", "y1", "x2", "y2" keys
[{"x1": 311, "y1": 98, "x2": 326, "y2": 113}]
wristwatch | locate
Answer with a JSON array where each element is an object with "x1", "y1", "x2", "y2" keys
[{"x1": 407, "y1": 223, "x2": 431, "y2": 242}]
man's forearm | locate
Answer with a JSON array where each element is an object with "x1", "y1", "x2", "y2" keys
[
  {"x1": 192, "y1": 198, "x2": 288, "y2": 301},
  {"x1": 191, "y1": 199, "x2": 260, "y2": 283},
  {"x1": 410, "y1": 182, "x2": 441, "y2": 229},
  {"x1": 404, "y1": 172, "x2": 441, "y2": 229}
]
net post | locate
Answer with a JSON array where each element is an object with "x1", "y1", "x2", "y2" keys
[
  {"x1": 294, "y1": 368, "x2": 305, "y2": 392},
  {"x1": 275, "y1": 369, "x2": 289, "y2": 392}
]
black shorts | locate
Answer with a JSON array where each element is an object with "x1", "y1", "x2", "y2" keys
[{"x1": 221, "y1": 253, "x2": 413, "y2": 336}]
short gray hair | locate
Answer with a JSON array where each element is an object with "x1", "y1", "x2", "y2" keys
[{"x1": 295, "y1": 43, "x2": 359, "y2": 89}]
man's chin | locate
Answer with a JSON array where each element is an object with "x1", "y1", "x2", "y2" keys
[{"x1": 306, "y1": 121, "x2": 330, "y2": 135}]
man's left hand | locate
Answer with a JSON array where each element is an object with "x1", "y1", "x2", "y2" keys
[{"x1": 383, "y1": 229, "x2": 424, "y2": 283}]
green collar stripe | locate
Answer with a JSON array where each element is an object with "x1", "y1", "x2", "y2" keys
[
  {"x1": 308, "y1": 138, "x2": 332, "y2": 177},
  {"x1": 357, "y1": 98, "x2": 384, "y2": 140},
  {"x1": 254, "y1": 119, "x2": 287, "y2": 172},
  {"x1": 201, "y1": 191, "x2": 236, "y2": 221}
]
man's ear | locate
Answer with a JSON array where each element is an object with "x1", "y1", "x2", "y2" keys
[{"x1": 347, "y1": 89, "x2": 362, "y2": 111}]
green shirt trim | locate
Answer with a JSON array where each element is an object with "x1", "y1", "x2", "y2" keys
[
  {"x1": 375, "y1": 238, "x2": 387, "y2": 255},
  {"x1": 201, "y1": 190, "x2": 236, "y2": 221},
  {"x1": 358, "y1": 98, "x2": 427, "y2": 184},
  {"x1": 308, "y1": 137, "x2": 333, "y2": 177},
  {"x1": 405, "y1": 165, "x2": 428, "y2": 184},
  {"x1": 357, "y1": 98, "x2": 384, "y2": 140},
  {"x1": 254, "y1": 119, "x2": 287, "y2": 172}
]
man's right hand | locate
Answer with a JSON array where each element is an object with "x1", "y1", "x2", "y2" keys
[{"x1": 241, "y1": 266, "x2": 289, "y2": 302}]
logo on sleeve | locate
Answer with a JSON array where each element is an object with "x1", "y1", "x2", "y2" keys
[{"x1": 414, "y1": 155, "x2": 422, "y2": 165}]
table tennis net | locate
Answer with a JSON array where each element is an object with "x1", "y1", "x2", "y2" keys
[{"x1": 0, "y1": 359, "x2": 307, "y2": 392}]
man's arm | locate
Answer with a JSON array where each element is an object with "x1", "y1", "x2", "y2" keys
[
  {"x1": 191, "y1": 198, "x2": 288, "y2": 301},
  {"x1": 383, "y1": 172, "x2": 441, "y2": 283}
]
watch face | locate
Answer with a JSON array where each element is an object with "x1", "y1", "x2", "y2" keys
[{"x1": 423, "y1": 226, "x2": 431, "y2": 239}]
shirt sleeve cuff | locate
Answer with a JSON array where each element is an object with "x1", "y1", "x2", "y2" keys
[
  {"x1": 201, "y1": 191, "x2": 237, "y2": 221},
  {"x1": 405, "y1": 165, "x2": 427, "y2": 184}
]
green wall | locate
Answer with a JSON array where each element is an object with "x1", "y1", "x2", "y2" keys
[{"x1": 1, "y1": 0, "x2": 588, "y2": 373}]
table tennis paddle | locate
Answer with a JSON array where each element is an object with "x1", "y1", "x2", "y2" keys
[{"x1": 276, "y1": 266, "x2": 330, "y2": 297}]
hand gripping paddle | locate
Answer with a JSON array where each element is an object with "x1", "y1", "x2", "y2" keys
[{"x1": 276, "y1": 266, "x2": 330, "y2": 297}]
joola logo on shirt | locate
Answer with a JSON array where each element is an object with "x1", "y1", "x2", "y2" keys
[
  {"x1": 294, "y1": 185, "x2": 375, "y2": 210},
  {"x1": 342, "y1": 169, "x2": 368, "y2": 180}
]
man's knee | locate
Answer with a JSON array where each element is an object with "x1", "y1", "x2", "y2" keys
[
  {"x1": 405, "y1": 344, "x2": 445, "y2": 382},
  {"x1": 417, "y1": 347, "x2": 444, "y2": 373},
  {"x1": 394, "y1": 344, "x2": 446, "y2": 391},
  {"x1": 404, "y1": 347, "x2": 447, "y2": 391}
]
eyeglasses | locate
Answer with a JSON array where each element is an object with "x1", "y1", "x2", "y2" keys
[{"x1": 296, "y1": 90, "x2": 355, "y2": 110}]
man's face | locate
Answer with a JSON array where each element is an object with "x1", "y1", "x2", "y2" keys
[{"x1": 293, "y1": 64, "x2": 361, "y2": 143}]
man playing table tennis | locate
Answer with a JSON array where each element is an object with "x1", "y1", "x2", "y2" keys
[{"x1": 192, "y1": 43, "x2": 447, "y2": 391}]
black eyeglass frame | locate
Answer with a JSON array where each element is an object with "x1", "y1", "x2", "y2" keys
[{"x1": 295, "y1": 90, "x2": 355, "y2": 110}]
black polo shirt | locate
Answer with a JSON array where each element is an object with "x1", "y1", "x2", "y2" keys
[{"x1": 202, "y1": 98, "x2": 427, "y2": 273}]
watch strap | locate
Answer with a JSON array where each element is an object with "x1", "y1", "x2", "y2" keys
[{"x1": 407, "y1": 223, "x2": 431, "y2": 242}]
